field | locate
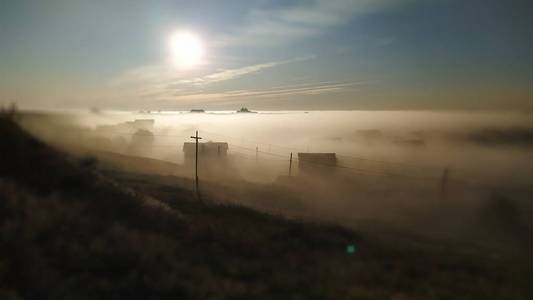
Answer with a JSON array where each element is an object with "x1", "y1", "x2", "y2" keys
[{"x1": 1, "y1": 111, "x2": 533, "y2": 299}]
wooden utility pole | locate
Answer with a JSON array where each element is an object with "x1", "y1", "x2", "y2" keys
[
  {"x1": 256, "y1": 146, "x2": 259, "y2": 164},
  {"x1": 190, "y1": 130, "x2": 202, "y2": 198},
  {"x1": 289, "y1": 152, "x2": 293, "y2": 177}
]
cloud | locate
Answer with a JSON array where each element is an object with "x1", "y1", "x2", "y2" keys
[
  {"x1": 175, "y1": 55, "x2": 315, "y2": 85},
  {"x1": 110, "y1": 64, "x2": 180, "y2": 88},
  {"x1": 151, "y1": 81, "x2": 366, "y2": 105},
  {"x1": 215, "y1": 0, "x2": 410, "y2": 47},
  {"x1": 110, "y1": 55, "x2": 316, "y2": 99}
]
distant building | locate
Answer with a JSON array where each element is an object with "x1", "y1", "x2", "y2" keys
[
  {"x1": 236, "y1": 107, "x2": 257, "y2": 113},
  {"x1": 93, "y1": 119, "x2": 155, "y2": 154},
  {"x1": 183, "y1": 141, "x2": 228, "y2": 165},
  {"x1": 129, "y1": 129, "x2": 155, "y2": 155},
  {"x1": 297, "y1": 153, "x2": 337, "y2": 176},
  {"x1": 131, "y1": 129, "x2": 155, "y2": 146},
  {"x1": 190, "y1": 109, "x2": 205, "y2": 113},
  {"x1": 126, "y1": 119, "x2": 154, "y2": 130}
]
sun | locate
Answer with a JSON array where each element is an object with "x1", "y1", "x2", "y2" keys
[{"x1": 168, "y1": 31, "x2": 205, "y2": 68}]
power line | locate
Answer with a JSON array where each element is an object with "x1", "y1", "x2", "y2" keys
[
  {"x1": 226, "y1": 142, "x2": 437, "y2": 179},
  {"x1": 202, "y1": 130, "x2": 306, "y2": 152},
  {"x1": 84, "y1": 128, "x2": 463, "y2": 182},
  {"x1": 202, "y1": 129, "x2": 443, "y2": 171},
  {"x1": 228, "y1": 142, "x2": 438, "y2": 180},
  {"x1": 228, "y1": 149, "x2": 288, "y2": 162},
  {"x1": 93, "y1": 129, "x2": 443, "y2": 171}
]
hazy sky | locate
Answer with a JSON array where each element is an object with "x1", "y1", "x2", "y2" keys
[{"x1": 1, "y1": 0, "x2": 532, "y2": 110}]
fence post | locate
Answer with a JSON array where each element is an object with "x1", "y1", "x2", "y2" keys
[{"x1": 289, "y1": 152, "x2": 293, "y2": 177}]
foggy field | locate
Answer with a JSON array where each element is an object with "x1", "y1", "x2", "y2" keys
[
  {"x1": 17, "y1": 110, "x2": 533, "y2": 253},
  {"x1": 2, "y1": 112, "x2": 533, "y2": 299},
  {"x1": 20, "y1": 110, "x2": 533, "y2": 185},
  {"x1": 19, "y1": 109, "x2": 533, "y2": 185}
]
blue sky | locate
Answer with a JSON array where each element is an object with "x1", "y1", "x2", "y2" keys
[{"x1": 1, "y1": 0, "x2": 532, "y2": 110}]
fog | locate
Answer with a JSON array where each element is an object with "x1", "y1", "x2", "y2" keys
[
  {"x1": 18, "y1": 110, "x2": 533, "y2": 252},
  {"x1": 20, "y1": 110, "x2": 533, "y2": 182}
]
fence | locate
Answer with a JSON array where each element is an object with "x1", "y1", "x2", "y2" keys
[{"x1": 84, "y1": 128, "x2": 491, "y2": 193}]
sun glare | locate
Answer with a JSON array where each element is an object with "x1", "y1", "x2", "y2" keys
[{"x1": 169, "y1": 31, "x2": 205, "y2": 68}]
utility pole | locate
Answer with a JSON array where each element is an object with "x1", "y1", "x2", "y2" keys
[
  {"x1": 289, "y1": 152, "x2": 293, "y2": 177},
  {"x1": 256, "y1": 146, "x2": 259, "y2": 164},
  {"x1": 190, "y1": 130, "x2": 202, "y2": 198}
]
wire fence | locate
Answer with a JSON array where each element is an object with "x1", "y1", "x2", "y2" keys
[
  {"x1": 78, "y1": 126, "x2": 533, "y2": 188},
  {"x1": 82, "y1": 128, "x2": 472, "y2": 184}
]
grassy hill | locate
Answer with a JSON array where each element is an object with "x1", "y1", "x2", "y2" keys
[{"x1": 0, "y1": 115, "x2": 532, "y2": 300}]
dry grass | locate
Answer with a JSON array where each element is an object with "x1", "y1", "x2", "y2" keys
[{"x1": 1, "y1": 115, "x2": 532, "y2": 300}]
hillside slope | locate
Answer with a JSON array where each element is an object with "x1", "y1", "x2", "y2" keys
[{"x1": 0, "y1": 116, "x2": 532, "y2": 300}]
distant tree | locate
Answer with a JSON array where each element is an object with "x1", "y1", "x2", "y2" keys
[
  {"x1": 130, "y1": 129, "x2": 155, "y2": 154},
  {"x1": 0, "y1": 102, "x2": 18, "y2": 119}
]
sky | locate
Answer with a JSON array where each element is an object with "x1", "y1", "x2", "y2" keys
[{"x1": 0, "y1": 0, "x2": 532, "y2": 110}]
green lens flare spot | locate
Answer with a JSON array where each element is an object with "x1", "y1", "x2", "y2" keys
[{"x1": 346, "y1": 244, "x2": 357, "y2": 254}]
